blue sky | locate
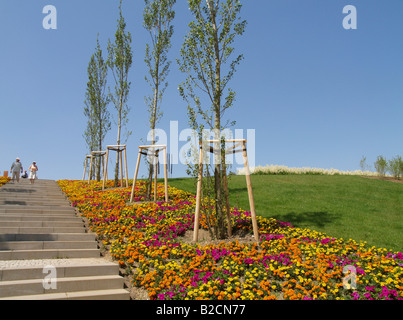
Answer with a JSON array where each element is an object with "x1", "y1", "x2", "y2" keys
[{"x1": 0, "y1": 0, "x2": 402, "y2": 180}]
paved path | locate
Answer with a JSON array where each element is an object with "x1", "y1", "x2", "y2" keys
[{"x1": 0, "y1": 179, "x2": 129, "y2": 300}]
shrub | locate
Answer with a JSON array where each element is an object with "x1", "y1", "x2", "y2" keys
[
  {"x1": 374, "y1": 156, "x2": 388, "y2": 177},
  {"x1": 388, "y1": 155, "x2": 403, "y2": 179},
  {"x1": 360, "y1": 156, "x2": 371, "y2": 172}
]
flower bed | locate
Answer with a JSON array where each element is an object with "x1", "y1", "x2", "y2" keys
[
  {"x1": 0, "y1": 177, "x2": 10, "y2": 187},
  {"x1": 57, "y1": 180, "x2": 403, "y2": 300}
]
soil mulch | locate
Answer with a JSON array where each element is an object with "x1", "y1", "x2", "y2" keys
[{"x1": 364, "y1": 176, "x2": 403, "y2": 184}]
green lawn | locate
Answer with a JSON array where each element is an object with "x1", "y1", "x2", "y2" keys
[{"x1": 166, "y1": 175, "x2": 403, "y2": 252}]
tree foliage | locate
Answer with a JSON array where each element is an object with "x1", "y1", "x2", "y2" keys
[
  {"x1": 107, "y1": 0, "x2": 133, "y2": 186},
  {"x1": 143, "y1": 0, "x2": 176, "y2": 200},
  {"x1": 374, "y1": 155, "x2": 388, "y2": 177},
  {"x1": 177, "y1": 0, "x2": 246, "y2": 239},
  {"x1": 83, "y1": 35, "x2": 111, "y2": 181}
]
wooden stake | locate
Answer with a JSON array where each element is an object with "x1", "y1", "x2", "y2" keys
[
  {"x1": 138, "y1": 145, "x2": 167, "y2": 149},
  {"x1": 102, "y1": 153, "x2": 105, "y2": 182},
  {"x1": 154, "y1": 151, "x2": 158, "y2": 202},
  {"x1": 124, "y1": 148, "x2": 129, "y2": 188},
  {"x1": 103, "y1": 149, "x2": 109, "y2": 190},
  {"x1": 193, "y1": 143, "x2": 204, "y2": 242},
  {"x1": 222, "y1": 165, "x2": 232, "y2": 237},
  {"x1": 102, "y1": 146, "x2": 128, "y2": 190},
  {"x1": 82, "y1": 156, "x2": 89, "y2": 181},
  {"x1": 164, "y1": 147, "x2": 169, "y2": 202},
  {"x1": 242, "y1": 141, "x2": 259, "y2": 242},
  {"x1": 130, "y1": 145, "x2": 168, "y2": 204},
  {"x1": 192, "y1": 139, "x2": 258, "y2": 243},
  {"x1": 88, "y1": 155, "x2": 94, "y2": 184},
  {"x1": 130, "y1": 150, "x2": 142, "y2": 203},
  {"x1": 120, "y1": 150, "x2": 124, "y2": 187}
]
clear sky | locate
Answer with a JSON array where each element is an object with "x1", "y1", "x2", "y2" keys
[{"x1": 0, "y1": 0, "x2": 402, "y2": 181}]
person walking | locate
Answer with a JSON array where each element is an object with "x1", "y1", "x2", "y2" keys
[
  {"x1": 10, "y1": 157, "x2": 23, "y2": 183},
  {"x1": 28, "y1": 161, "x2": 39, "y2": 184}
]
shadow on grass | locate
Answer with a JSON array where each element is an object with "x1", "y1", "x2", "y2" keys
[
  {"x1": 270, "y1": 211, "x2": 340, "y2": 229},
  {"x1": 228, "y1": 187, "x2": 248, "y2": 193}
]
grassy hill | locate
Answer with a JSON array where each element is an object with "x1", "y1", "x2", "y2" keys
[{"x1": 167, "y1": 175, "x2": 403, "y2": 252}]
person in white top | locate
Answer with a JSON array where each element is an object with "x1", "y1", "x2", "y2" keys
[
  {"x1": 29, "y1": 161, "x2": 39, "y2": 184},
  {"x1": 10, "y1": 157, "x2": 23, "y2": 183}
]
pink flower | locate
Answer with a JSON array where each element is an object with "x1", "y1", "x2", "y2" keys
[{"x1": 351, "y1": 292, "x2": 360, "y2": 300}]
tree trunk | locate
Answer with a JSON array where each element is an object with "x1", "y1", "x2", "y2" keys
[
  {"x1": 115, "y1": 106, "x2": 122, "y2": 187},
  {"x1": 97, "y1": 123, "x2": 103, "y2": 181},
  {"x1": 147, "y1": 58, "x2": 160, "y2": 201},
  {"x1": 211, "y1": 3, "x2": 226, "y2": 239}
]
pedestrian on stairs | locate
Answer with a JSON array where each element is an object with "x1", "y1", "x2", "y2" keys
[
  {"x1": 29, "y1": 161, "x2": 38, "y2": 184},
  {"x1": 10, "y1": 157, "x2": 23, "y2": 183}
]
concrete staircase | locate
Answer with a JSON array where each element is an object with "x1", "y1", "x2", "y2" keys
[{"x1": 0, "y1": 179, "x2": 130, "y2": 300}]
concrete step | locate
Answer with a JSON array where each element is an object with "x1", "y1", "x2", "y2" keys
[
  {"x1": 0, "y1": 221, "x2": 84, "y2": 228},
  {"x1": 0, "y1": 248, "x2": 101, "y2": 260},
  {"x1": 0, "y1": 179, "x2": 129, "y2": 300},
  {"x1": 0, "y1": 289, "x2": 130, "y2": 300},
  {"x1": 0, "y1": 275, "x2": 124, "y2": 298},
  {"x1": 0, "y1": 220, "x2": 84, "y2": 227},
  {"x1": 0, "y1": 208, "x2": 77, "y2": 214},
  {"x1": 0, "y1": 259, "x2": 119, "y2": 281},
  {"x1": 0, "y1": 233, "x2": 96, "y2": 242},
  {"x1": 0, "y1": 204, "x2": 75, "y2": 210},
  {"x1": 0, "y1": 227, "x2": 86, "y2": 234},
  {"x1": 0, "y1": 192, "x2": 67, "y2": 198},
  {"x1": 0, "y1": 200, "x2": 71, "y2": 206},
  {"x1": 0, "y1": 188, "x2": 65, "y2": 194},
  {"x1": 0, "y1": 192, "x2": 68, "y2": 197},
  {"x1": 0, "y1": 215, "x2": 81, "y2": 222},
  {"x1": 0, "y1": 213, "x2": 77, "y2": 219},
  {"x1": 0, "y1": 241, "x2": 98, "y2": 250},
  {"x1": 0, "y1": 191, "x2": 65, "y2": 195}
]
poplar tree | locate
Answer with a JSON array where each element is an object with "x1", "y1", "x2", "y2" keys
[
  {"x1": 84, "y1": 35, "x2": 111, "y2": 181},
  {"x1": 107, "y1": 0, "x2": 133, "y2": 187},
  {"x1": 177, "y1": 0, "x2": 246, "y2": 239},
  {"x1": 143, "y1": 0, "x2": 176, "y2": 200}
]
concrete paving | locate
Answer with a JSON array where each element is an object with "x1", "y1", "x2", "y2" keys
[{"x1": 0, "y1": 179, "x2": 130, "y2": 300}]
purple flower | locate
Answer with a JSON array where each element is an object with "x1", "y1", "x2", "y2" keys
[
  {"x1": 365, "y1": 286, "x2": 375, "y2": 292},
  {"x1": 364, "y1": 293, "x2": 372, "y2": 299},
  {"x1": 351, "y1": 292, "x2": 360, "y2": 300}
]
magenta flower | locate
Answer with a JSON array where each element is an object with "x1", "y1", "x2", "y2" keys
[{"x1": 351, "y1": 292, "x2": 360, "y2": 300}]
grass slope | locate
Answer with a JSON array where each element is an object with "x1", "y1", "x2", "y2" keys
[{"x1": 167, "y1": 175, "x2": 403, "y2": 252}]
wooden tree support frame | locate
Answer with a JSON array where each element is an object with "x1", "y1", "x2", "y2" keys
[
  {"x1": 88, "y1": 151, "x2": 107, "y2": 184},
  {"x1": 130, "y1": 145, "x2": 169, "y2": 203},
  {"x1": 82, "y1": 155, "x2": 92, "y2": 181},
  {"x1": 193, "y1": 139, "x2": 259, "y2": 243},
  {"x1": 102, "y1": 145, "x2": 129, "y2": 190}
]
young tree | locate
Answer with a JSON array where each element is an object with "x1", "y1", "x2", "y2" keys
[
  {"x1": 388, "y1": 155, "x2": 402, "y2": 179},
  {"x1": 359, "y1": 156, "x2": 368, "y2": 173},
  {"x1": 83, "y1": 107, "x2": 97, "y2": 180},
  {"x1": 177, "y1": 0, "x2": 246, "y2": 239},
  {"x1": 143, "y1": 0, "x2": 176, "y2": 200},
  {"x1": 83, "y1": 35, "x2": 111, "y2": 181},
  {"x1": 374, "y1": 155, "x2": 388, "y2": 177},
  {"x1": 107, "y1": 0, "x2": 133, "y2": 187}
]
